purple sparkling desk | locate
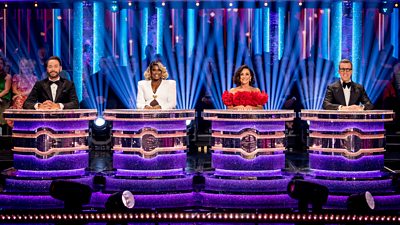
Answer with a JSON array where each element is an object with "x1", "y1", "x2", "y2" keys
[
  {"x1": 203, "y1": 110, "x2": 296, "y2": 208},
  {"x1": 301, "y1": 110, "x2": 394, "y2": 195},
  {"x1": 103, "y1": 109, "x2": 196, "y2": 208},
  {"x1": 2, "y1": 109, "x2": 96, "y2": 193}
]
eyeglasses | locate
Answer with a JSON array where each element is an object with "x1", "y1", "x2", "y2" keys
[{"x1": 339, "y1": 68, "x2": 352, "y2": 72}]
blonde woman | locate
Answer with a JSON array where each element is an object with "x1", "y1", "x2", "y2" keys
[{"x1": 136, "y1": 61, "x2": 176, "y2": 109}]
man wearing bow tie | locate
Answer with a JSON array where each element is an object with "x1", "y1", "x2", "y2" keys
[
  {"x1": 323, "y1": 59, "x2": 373, "y2": 110},
  {"x1": 23, "y1": 56, "x2": 79, "y2": 110}
]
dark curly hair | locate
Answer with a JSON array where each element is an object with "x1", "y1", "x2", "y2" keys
[
  {"x1": 0, "y1": 57, "x2": 6, "y2": 80},
  {"x1": 233, "y1": 65, "x2": 255, "y2": 87}
]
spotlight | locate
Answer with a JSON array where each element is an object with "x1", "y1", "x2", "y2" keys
[
  {"x1": 288, "y1": 179, "x2": 329, "y2": 212},
  {"x1": 229, "y1": 2, "x2": 233, "y2": 7},
  {"x1": 5, "y1": 3, "x2": 8, "y2": 8},
  {"x1": 94, "y1": 117, "x2": 106, "y2": 127},
  {"x1": 161, "y1": 2, "x2": 166, "y2": 6},
  {"x1": 264, "y1": 2, "x2": 268, "y2": 7},
  {"x1": 395, "y1": 3, "x2": 399, "y2": 8},
  {"x1": 128, "y1": 1, "x2": 132, "y2": 7},
  {"x1": 196, "y1": 2, "x2": 200, "y2": 7},
  {"x1": 298, "y1": 1, "x2": 303, "y2": 6},
  {"x1": 347, "y1": 191, "x2": 375, "y2": 212},
  {"x1": 49, "y1": 180, "x2": 93, "y2": 211},
  {"x1": 105, "y1": 191, "x2": 135, "y2": 211},
  {"x1": 34, "y1": 2, "x2": 38, "y2": 7}
]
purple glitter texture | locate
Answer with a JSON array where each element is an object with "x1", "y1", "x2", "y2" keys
[
  {"x1": 309, "y1": 153, "x2": 384, "y2": 171},
  {"x1": 113, "y1": 153, "x2": 186, "y2": 170},
  {"x1": 13, "y1": 153, "x2": 89, "y2": 170},
  {"x1": 212, "y1": 121, "x2": 285, "y2": 132},
  {"x1": 105, "y1": 176, "x2": 193, "y2": 193},
  {"x1": 212, "y1": 154, "x2": 285, "y2": 171},
  {"x1": 205, "y1": 177, "x2": 291, "y2": 193},
  {"x1": 113, "y1": 121, "x2": 186, "y2": 131}
]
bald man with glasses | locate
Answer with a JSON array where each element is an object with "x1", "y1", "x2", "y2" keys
[{"x1": 322, "y1": 59, "x2": 373, "y2": 110}]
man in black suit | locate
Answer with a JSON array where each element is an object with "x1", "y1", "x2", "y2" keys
[
  {"x1": 23, "y1": 56, "x2": 79, "y2": 110},
  {"x1": 323, "y1": 59, "x2": 373, "y2": 110}
]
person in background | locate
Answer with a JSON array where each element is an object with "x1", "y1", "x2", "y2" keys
[
  {"x1": 23, "y1": 56, "x2": 79, "y2": 110},
  {"x1": 323, "y1": 59, "x2": 373, "y2": 110},
  {"x1": 7, "y1": 58, "x2": 38, "y2": 127},
  {"x1": 222, "y1": 65, "x2": 268, "y2": 110},
  {"x1": 0, "y1": 56, "x2": 12, "y2": 128},
  {"x1": 136, "y1": 61, "x2": 176, "y2": 109}
]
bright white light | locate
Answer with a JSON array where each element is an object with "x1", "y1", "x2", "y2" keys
[
  {"x1": 161, "y1": 2, "x2": 166, "y2": 6},
  {"x1": 196, "y1": 2, "x2": 200, "y2": 7},
  {"x1": 186, "y1": 120, "x2": 191, "y2": 126},
  {"x1": 210, "y1": 11, "x2": 215, "y2": 17},
  {"x1": 94, "y1": 117, "x2": 106, "y2": 127},
  {"x1": 128, "y1": 2, "x2": 132, "y2": 6},
  {"x1": 264, "y1": 2, "x2": 268, "y2": 7},
  {"x1": 122, "y1": 190, "x2": 135, "y2": 209},
  {"x1": 365, "y1": 191, "x2": 375, "y2": 210},
  {"x1": 229, "y1": 2, "x2": 233, "y2": 7}
]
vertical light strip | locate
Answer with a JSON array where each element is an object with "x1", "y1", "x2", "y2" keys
[
  {"x1": 321, "y1": 8, "x2": 329, "y2": 60},
  {"x1": 141, "y1": 7, "x2": 148, "y2": 60},
  {"x1": 156, "y1": 7, "x2": 164, "y2": 55},
  {"x1": 392, "y1": 8, "x2": 399, "y2": 58},
  {"x1": 93, "y1": 2, "x2": 105, "y2": 73},
  {"x1": 331, "y1": 1, "x2": 342, "y2": 77},
  {"x1": 72, "y1": 2, "x2": 83, "y2": 101},
  {"x1": 186, "y1": 8, "x2": 195, "y2": 58},
  {"x1": 263, "y1": 7, "x2": 270, "y2": 53},
  {"x1": 352, "y1": 2, "x2": 362, "y2": 83},
  {"x1": 53, "y1": 9, "x2": 61, "y2": 57},
  {"x1": 112, "y1": 13, "x2": 117, "y2": 56},
  {"x1": 120, "y1": 9, "x2": 128, "y2": 66},
  {"x1": 278, "y1": 6, "x2": 284, "y2": 60},
  {"x1": 253, "y1": 8, "x2": 261, "y2": 55},
  {"x1": 3, "y1": 9, "x2": 6, "y2": 57}
]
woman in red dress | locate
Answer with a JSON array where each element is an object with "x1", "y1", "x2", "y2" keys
[{"x1": 222, "y1": 65, "x2": 268, "y2": 110}]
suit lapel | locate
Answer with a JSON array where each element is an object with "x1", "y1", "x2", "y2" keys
[
  {"x1": 43, "y1": 80, "x2": 53, "y2": 101},
  {"x1": 333, "y1": 81, "x2": 346, "y2": 106},
  {"x1": 349, "y1": 84, "x2": 358, "y2": 106},
  {"x1": 54, "y1": 79, "x2": 65, "y2": 102}
]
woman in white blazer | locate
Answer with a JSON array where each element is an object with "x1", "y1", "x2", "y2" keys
[{"x1": 136, "y1": 61, "x2": 176, "y2": 109}]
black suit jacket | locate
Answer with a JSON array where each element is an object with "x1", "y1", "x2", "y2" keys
[
  {"x1": 322, "y1": 80, "x2": 374, "y2": 110},
  {"x1": 23, "y1": 77, "x2": 79, "y2": 109}
]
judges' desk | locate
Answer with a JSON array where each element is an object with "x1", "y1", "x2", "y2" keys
[
  {"x1": 202, "y1": 110, "x2": 296, "y2": 208},
  {"x1": 2, "y1": 109, "x2": 96, "y2": 193},
  {"x1": 302, "y1": 110, "x2": 394, "y2": 194},
  {"x1": 103, "y1": 109, "x2": 195, "y2": 208}
]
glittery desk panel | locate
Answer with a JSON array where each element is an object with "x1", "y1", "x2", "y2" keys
[
  {"x1": 309, "y1": 153, "x2": 384, "y2": 171},
  {"x1": 105, "y1": 176, "x2": 193, "y2": 193},
  {"x1": 13, "y1": 151, "x2": 89, "y2": 171},
  {"x1": 4, "y1": 176, "x2": 93, "y2": 193},
  {"x1": 113, "y1": 153, "x2": 186, "y2": 170},
  {"x1": 212, "y1": 153, "x2": 285, "y2": 171}
]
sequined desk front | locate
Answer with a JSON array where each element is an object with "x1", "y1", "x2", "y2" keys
[
  {"x1": 301, "y1": 110, "x2": 394, "y2": 194},
  {"x1": 3, "y1": 109, "x2": 97, "y2": 193},
  {"x1": 103, "y1": 109, "x2": 195, "y2": 208},
  {"x1": 202, "y1": 110, "x2": 296, "y2": 208}
]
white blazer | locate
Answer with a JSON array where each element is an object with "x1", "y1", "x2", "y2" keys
[{"x1": 136, "y1": 80, "x2": 177, "y2": 109}]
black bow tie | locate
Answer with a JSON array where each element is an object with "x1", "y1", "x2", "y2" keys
[
  {"x1": 49, "y1": 80, "x2": 61, "y2": 86},
  {"x1": 342, "y1": 82, "x2": 352, "y2": 89}
]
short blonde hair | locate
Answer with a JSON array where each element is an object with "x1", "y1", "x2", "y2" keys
[{"x1": 143, "y1": 61, "x2": 169, "y2": 80}]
